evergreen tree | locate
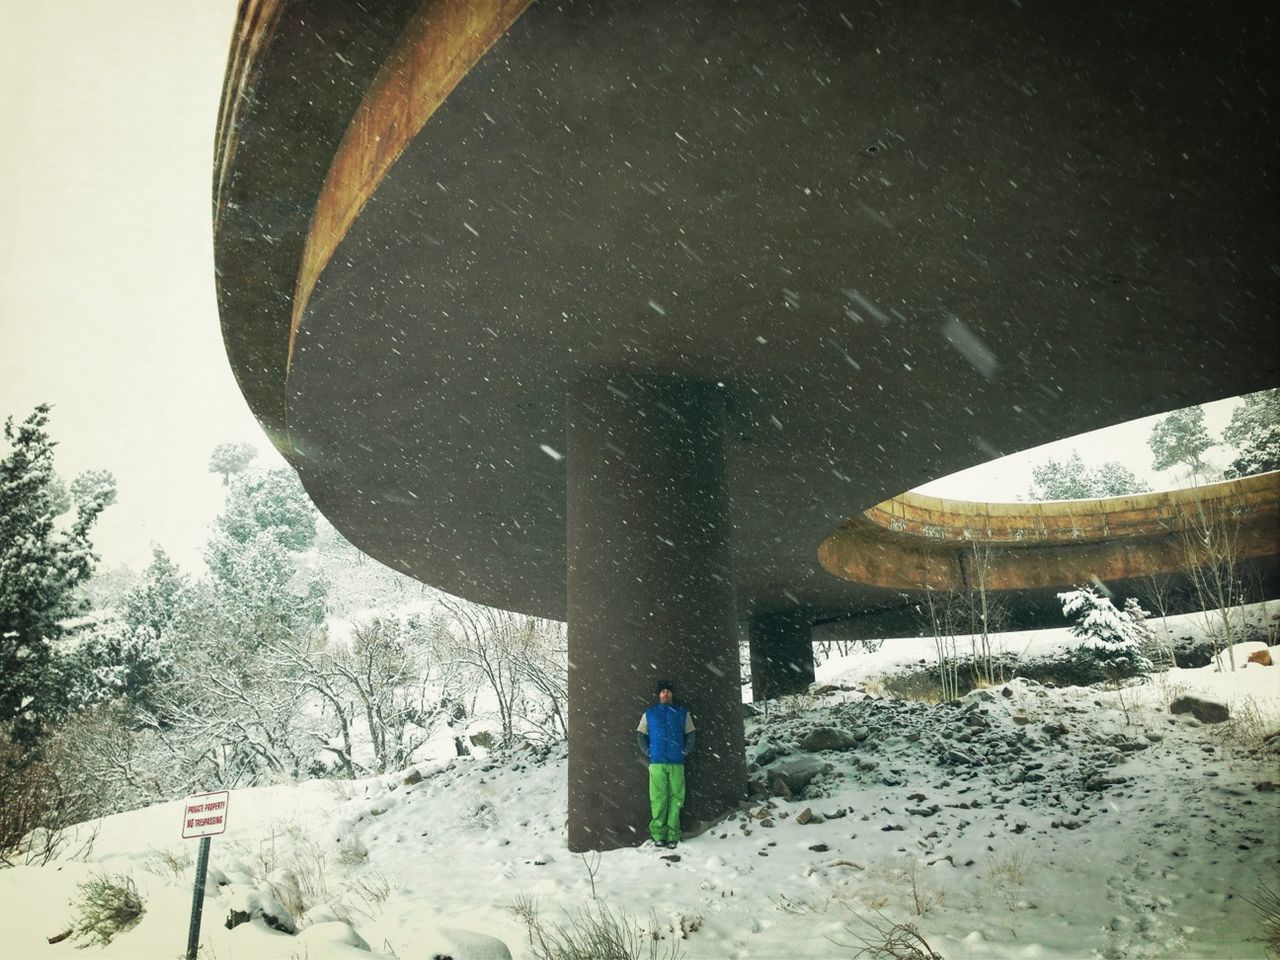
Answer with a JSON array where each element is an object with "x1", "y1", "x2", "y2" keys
[
  {"x1": 0, "y1": 405, "x2": 116, "y2": 742},
  {"x1": 1028, "y1": 451, "x2": 1093, "y2": 500},
  {"x1": 1149, "y1": 406, "x2": 1213, "y2": 482},
  {"x1": 1222, "y1": 388, "x2": 1280, "y2": 479},
  {"x1": 1058, "y1": 586, "x2": 1152, "y2": 673},
  {"x1": 59, "y1": 548, "x2": 194, "y2": 715},
  {"x1": 65, "y1": 619, "x2": 173, "y2": 713},
  {"x1": 214, "y1": 469, "x2": 317, "y2": 552},
  {"x1": 1088, "y1": 461, "x2": 1151, "y2": 497},
  {"x1": 1027, "y1": 450, "x2": 1150, "y2": 500},
  {"x1": 121, "y1": 547, "x2": 190, "y2": 639},
  {"x1": 208, "y1": 441, "x2": 257, "y2": 486}
]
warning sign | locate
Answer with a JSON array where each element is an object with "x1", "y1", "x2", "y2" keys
[{"x1": 181, "y1": 790, "x2": 230, "y2": 840}]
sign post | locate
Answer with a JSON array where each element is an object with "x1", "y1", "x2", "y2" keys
[{"x1": 180, "y1": 790, "x2": 230, "y2": 960}]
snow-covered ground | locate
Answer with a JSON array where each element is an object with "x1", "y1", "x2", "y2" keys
[{"x1": 2, "y1": 610, "x2": 1277, "y2": 960}]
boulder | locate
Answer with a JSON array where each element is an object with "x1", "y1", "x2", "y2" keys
[
  {"x1": 1170, "y1": 695, "x2": 1230, "y2": 724},
  {"x1": 437, "y1": 926, "x2": 514, "y2": 959},
  {"x1": 799, "y1": 727, "x2": 860, "y2": 752},
  {"x1": 1247, "y1": 649, "x2": 1273, "y2": 667},
  {"x1": 768, "y1": 758, "x2": 829, "y2": 794}
]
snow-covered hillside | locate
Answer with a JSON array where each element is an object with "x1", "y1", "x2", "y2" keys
[{"x1": 1, "y1": 614, "x2": 1277, "y2": 960}]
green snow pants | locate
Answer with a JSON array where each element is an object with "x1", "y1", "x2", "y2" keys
[{"x1": 648, "y1": 763, "x2": 686, "y2": 842}]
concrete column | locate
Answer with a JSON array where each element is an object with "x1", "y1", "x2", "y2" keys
[
  {"x1": 565, "y1": 377, "x2": 746, "y2": 851},
  {"x1": 749, "y1": 611, "x2": 815, "y2": 701}
]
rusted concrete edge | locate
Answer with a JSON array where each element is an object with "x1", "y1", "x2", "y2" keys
[
  {"x1": 212, "y1": 0, "x2": 286, "y2": 242},
  {"x1": 211, "y1": 0, "x2": 433, "y2": 458},
  {"x1": 819, "y1": 471, "x2": 1280, "y2": 593},
  {"x1": 287, "y1": 0, "x2": 534, "y2": 375}
]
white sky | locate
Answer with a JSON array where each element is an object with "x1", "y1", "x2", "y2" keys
[
  {"x1": 0, "y1": 1, "x2": 1245, "y2": 577},
  {"x1": 0, "y1": 1, "x2": 284, "y2": 574},
  {"x1": 914, "y1": 398, "x2": 1240, "y2": 503}
]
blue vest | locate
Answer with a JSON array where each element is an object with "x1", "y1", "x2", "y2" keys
[{"x1": 645, "y1": 703, "x2": 688, "y2": 765}]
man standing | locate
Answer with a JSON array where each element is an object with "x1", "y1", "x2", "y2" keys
[{"x1": 636, "y1": 678, "x2": 696, "y2": 848}]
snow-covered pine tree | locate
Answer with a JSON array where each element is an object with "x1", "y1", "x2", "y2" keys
[
  {"x1": 121, "y1": 547, "x2": 190, "y2": 640},
  {"x1": 1222, "y1": 388, "x2": 1280, "y2": 479},
  {"x1": 1057, "y1": 586, "x2": 1153, "y2": 674},
  {"x1": 0, "y1": 405, "x2": 116, "y2": 743},
  {"x1": 64, "y1": 618, "x2": 173, "y2": 714}
]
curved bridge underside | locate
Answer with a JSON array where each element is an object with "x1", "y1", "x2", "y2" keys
[
  {"x1": 816, "y1": 472, "x2": 1280, "y2": 638},
  {"x1": 214, "y1": 0, "x2": 1279, "y2": 849}
]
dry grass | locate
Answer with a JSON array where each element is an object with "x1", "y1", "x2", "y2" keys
[
  {"x1": 523, "y1": 900, "x2": 684, "y2": 960},
  {"x1": 1218, "y1": 695, "x2": 1278, "y2": 752},
  {"x1": 1244, "y1": 876, "x2": 1280, "y2": 959},
  {"x1": 142, "y1": 845, "x2": 193, "y2": 880},
  {"x1": 984, "y1": 845, "x2": 1031, "y2": 889}
]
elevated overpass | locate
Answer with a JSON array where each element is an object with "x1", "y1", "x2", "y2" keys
[{"x1": 213, "y1": 0, "x2": 1278, "y2": 848}]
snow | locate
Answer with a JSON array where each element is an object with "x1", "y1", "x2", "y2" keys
[{"x1": 2, "y1": 609, "x2": 1277, "y2": 959}]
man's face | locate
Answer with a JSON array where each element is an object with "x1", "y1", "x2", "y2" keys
[{"x1": 658, "y1": 688, "x2": 673, "y2": 704}]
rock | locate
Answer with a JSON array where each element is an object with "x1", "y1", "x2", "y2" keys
[
  {"x1": 851, "y1": 726, "x2": 870, "y2": 742},
  {"x1": 402, "y1": 768, "x2": 423, "y2": 785},
  {"x1": 800, "y1": 727, "x2": 860, "y2": 752},
  {"x1": 769, "y1": 758, "x2": 828, "y2": 793},
  {"x1": 796, "y1": 808, "x2": 816, "y2": 825},
  {"x1": 224, "y1": 885, "x2": 297, "y2": 935},
  {"x1": 813, "y1": 683, "x2": 854, "y2": 696},
  {"x1": 808, "y1": 843, "x2": 830, "y2": 852},
  {"x1": 1170, "y1": 695, "x2": 1230, "y2": 724},
  {"x1": 1043, "y1": 722, "x2": 1069, "y2": 739},
  {"x1": 1247, "y1": 649, "x2": 1273, "y2": 667},
  {"x1": 1084, "y1": 774, "x2": 1127, "y2": 792},
  {"x1": 437, "y1": 926, "x2": 514, "y2": 959},
  {"x1": 752, "y1": 743, "x2": 782, "y2": 765}
]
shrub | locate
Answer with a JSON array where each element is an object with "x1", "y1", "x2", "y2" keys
[
  {"x1": 846, "y1": 911, "x2": 943, "y2": 960},
  {"x1": 71, "y1": 872, "x2": 145, "y2": 946},
  {"x1": 458, "y1": 794, "x2": 498, "y2": 831},
  {"x1": 0, "y1": 726, "x2": 74, "y2": 866}
]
